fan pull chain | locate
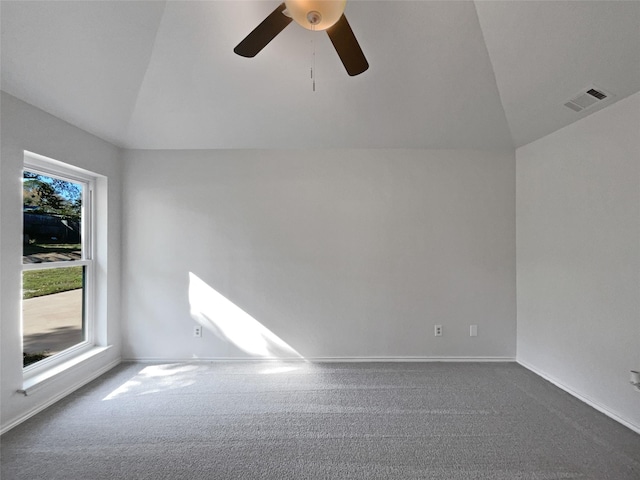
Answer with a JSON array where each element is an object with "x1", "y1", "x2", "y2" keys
[{"x1": 310, "y1": 26, "x2": 316, "y2": 92}]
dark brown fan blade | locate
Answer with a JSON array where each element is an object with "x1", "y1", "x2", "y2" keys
[
  {"x1": 326, "y1": 14, "x2": 369, "y2": 76},
  {"x1": 234, "y1": 3, "x2": 292, "y2": 58}
]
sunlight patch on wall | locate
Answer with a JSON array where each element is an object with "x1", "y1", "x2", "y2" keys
[{"x1": 188, "y1": 272, "x2": 304, "y2": 359}]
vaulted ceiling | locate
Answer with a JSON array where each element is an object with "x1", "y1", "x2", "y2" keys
[{"x1": 2, "y1": 0, "x2": 639, "y2": 150}]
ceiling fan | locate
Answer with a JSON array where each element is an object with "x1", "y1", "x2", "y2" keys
[{"x1": 234, "y1": 0, "x2": 369, "y2": 76}]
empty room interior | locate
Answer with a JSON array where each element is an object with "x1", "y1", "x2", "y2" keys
[{"x1": 1, "y1": 0, "x2": 639, "y2": 478}]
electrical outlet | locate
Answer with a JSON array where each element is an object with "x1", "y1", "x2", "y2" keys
[
  {"x1": 434, "y1": 325, "x2": 443, "y2": 337},
  {"x1": 470, "y1": 325, "x2": 478, "y2": 337},
  {"x1": 193, "y1": 326, "x2": 202, "y2": 338}
]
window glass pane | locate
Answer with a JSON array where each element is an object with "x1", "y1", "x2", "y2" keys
[
  {"x1": 22, "y1": 266, "x2": 86, "y2": 367},
  {"x1": 23, "y1": 171, "x2": 82, "y2": 263}
]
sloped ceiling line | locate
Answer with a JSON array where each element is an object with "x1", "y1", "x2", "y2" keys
[
  {"x1": 474, "y1": 0, "x2": 640, "y2": 147},
  {"x1": 471, "y1": 0, "x2": 514, "y2": 149},
  {"x1": 121, "y1": 1, "x2": 168, "y2": 148},
  {"x1": 1, "y1": 1, "x2": 639, "y2": 150}
]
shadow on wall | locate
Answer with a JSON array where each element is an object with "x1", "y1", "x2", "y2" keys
[{"x1": 188, "y1": 272, "x2": 304, "y2": 360}]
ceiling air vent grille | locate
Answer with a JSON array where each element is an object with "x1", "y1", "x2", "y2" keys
[{"x1": 564, "y1": 86, "x2": 613, "y2": 113}]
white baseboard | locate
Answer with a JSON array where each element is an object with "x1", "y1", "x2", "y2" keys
[
  {"x1": 0, "y1": 358, "x2": 121, "y2": 435},
  {"x1": 517, "y1": 359, "x2": 640, "y2": 435},
  {"x1": 122, "y1": 356, "x2": 516, "y2": 363},
  {"x1": 309, "y1": 356, "x2": 515, "y2": 363}
]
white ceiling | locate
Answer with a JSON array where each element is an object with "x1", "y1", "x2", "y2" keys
[{"x1": 1, "y1": 0, "x2": 639, "y2": 150}]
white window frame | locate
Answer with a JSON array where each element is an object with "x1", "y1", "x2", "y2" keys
[{"x1": 22, "y1": 151, "x2": 96, "y2": 378}]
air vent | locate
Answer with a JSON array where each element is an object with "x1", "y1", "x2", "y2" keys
[{"x1": 564, "y1": 86, "x2": 614, "y2": 113}]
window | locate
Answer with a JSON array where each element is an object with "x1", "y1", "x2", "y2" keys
[{"x1": 22, "y1": 153, "x2": 95, "y2": 370}]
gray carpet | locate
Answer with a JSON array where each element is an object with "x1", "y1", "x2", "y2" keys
[{"x1": 2, "y1": 362, "x2": 639, "y2": 479}]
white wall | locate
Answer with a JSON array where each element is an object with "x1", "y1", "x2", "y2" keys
[
  {"x1": 122, "y1": 149, "x2": 516, "y2": 361},
  {"x1": 516, "y1": 92, "x2": 640, "y2": 430},
  {"x1": 2, "y1": 81, "x2": 638, "y2": 434},
  {"x1": 0, "y1": 92, "x2": 122, "y2": 432}
]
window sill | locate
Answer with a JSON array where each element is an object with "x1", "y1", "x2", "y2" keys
[{"x1": 18, "y1": 345, "x2": 113, "y2": 396}]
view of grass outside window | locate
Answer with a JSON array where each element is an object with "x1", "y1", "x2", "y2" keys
[{"x1": 22, "y1": 167, "x2": 89, "y2": 368}]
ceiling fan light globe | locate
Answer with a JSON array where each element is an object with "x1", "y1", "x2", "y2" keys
[{"x1": 284, "y1": 0, "x2": 347, "y2": 31}]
